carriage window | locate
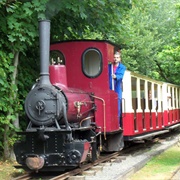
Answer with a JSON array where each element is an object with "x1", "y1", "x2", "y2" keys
[
  {"x1": 50, "y1": 50, "x2": 65, "y2": 65},
  {"x1": 82, "y1": 48, "x2": 102, "y2": 78}
]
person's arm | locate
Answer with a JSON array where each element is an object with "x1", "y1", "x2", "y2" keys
[{"x1": 115, "y1": 64, "x2": 126, "y2": 81}]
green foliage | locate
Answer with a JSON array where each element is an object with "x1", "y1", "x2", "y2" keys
[
  {"x1": 0, "y1": 52, "x2": 20, "y2": 155},
  {"x1": 0, "y1": 0, "x2": 46, "y2": 158},
  {"x1": 157, "y1": 46, "x2": 180, "y2": 84},
  {"x1": 49, "y1": 0, "x2": 130, "y2": 40},
  {"x1": 118, "y1": 0, "x2": 180, "y2": 84}
]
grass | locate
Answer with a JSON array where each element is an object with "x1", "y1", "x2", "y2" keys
[{"x1": 128, "y1": 145, "x2": 180, "y2": 180}]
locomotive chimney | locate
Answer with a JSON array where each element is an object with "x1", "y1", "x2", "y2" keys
[{"x1": 39, "y1": 20, "x2": 51, "y2": 85}]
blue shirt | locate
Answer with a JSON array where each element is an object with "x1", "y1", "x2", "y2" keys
[{"x1": 109, "y1": 63, "x2": 126, "y2": 99}]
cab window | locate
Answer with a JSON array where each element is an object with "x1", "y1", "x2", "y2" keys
[
  {"x1": 82, "y1": 48, "x2": 102, "y2": 78},
  {"x1": 50, "y1": 50, "x2": 65, "y2": 65}
]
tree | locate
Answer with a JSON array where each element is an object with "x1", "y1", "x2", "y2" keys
[
  {"x1": 156, "y1": 2, "x2": 180, "y2": 84},
  {"x1": 0, "y1": 0, "x2": 131, "y2": 159},
  {"x1": 47, "y1": 0, "x2": 130, "y2": 41},
  {"x1": 117, "y1": 0, "x2": 180, "y2": 84},
  {"x1": 0, "y1": 0, "x2": 47, "y2": 159}
]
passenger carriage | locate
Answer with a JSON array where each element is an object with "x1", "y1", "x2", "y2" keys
[{"x1": 123, "y1": 71, "x2": 180, "y2": 140}]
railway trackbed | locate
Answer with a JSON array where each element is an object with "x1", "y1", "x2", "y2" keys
[{"x1": 50, "y1": 152, "x2": 125, "y2": 180}]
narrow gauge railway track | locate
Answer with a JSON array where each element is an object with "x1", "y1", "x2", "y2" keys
[
  {"x1": 12, "y1": 143, "x2": 158, "y2": 180},
  {"x1": 12, "y1": 152, "x2": 124, "y2": 180},
  {"x1": 13, "y1": 129, "x2": 180, "y2": 180},
  {"x1": 13, "y1": 173, "x2": 32, "y2": 180},
  {"x1": 12, "y1": 139, "x2": 164, "y2": 180}
]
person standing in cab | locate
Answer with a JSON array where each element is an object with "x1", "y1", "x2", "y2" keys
[{"x1": 109, "y1": 51, "x2": 126, "y2": 127}]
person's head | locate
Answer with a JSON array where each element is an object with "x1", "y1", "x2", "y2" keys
[{"x1": 114, "y1": 51, "x2": 121, "y2": 65}]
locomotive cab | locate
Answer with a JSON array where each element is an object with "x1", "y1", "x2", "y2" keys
[{"x1": 50, "y1": 40, "x2": 125, "y2": 152}]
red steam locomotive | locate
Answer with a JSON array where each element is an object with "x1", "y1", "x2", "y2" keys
[{"x1": 14, "y1": 20, "x2": 180, "y2": 172}]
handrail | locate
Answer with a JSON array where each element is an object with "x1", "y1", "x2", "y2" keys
[{"x1": 91, "y1": 95, "x2": 106, "y2": 140}]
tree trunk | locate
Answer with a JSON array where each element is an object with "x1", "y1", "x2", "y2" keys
[
  {"x1": 3, "y1": 124, "x2": 10, "y2": 160},
  {"x1": 3, "y1": 51, "x2": 19, "y2": 160},
  {"x1": 12, "y1": 51, "x2": 20, "y2": 129}
]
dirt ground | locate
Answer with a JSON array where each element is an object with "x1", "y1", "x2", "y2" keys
[{"x1": 0, "y1": 161, "x2": 24, "y2": 180}]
